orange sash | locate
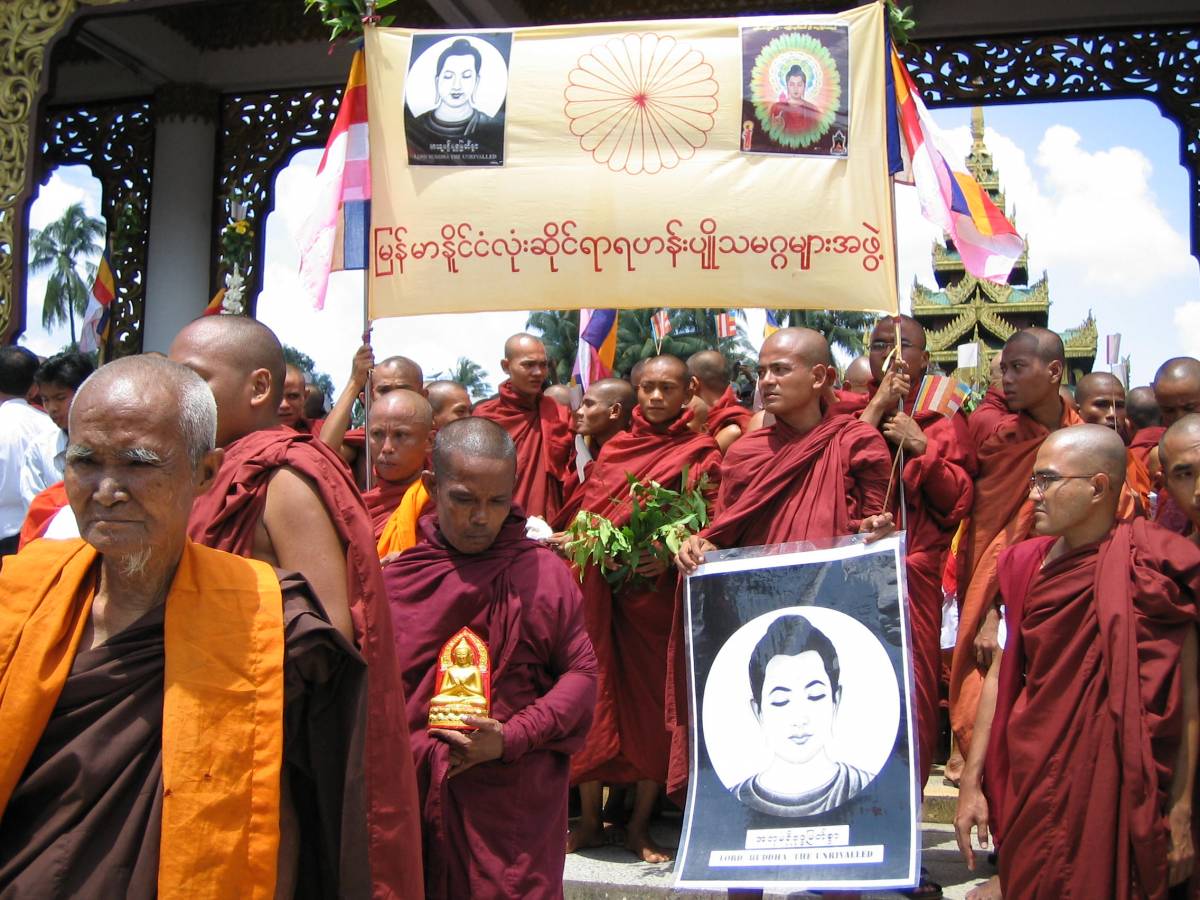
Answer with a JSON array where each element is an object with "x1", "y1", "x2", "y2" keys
[
  {"x1": 0, "y1": 539, "x2": 284, "y2": 899},
  {"x1": 376, "y1": 479, "x2": 431, "y2": 558}
]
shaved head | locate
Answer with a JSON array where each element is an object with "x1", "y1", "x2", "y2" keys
[
  {"x1": 757, "y1": 328, "x2": 832, "y2": 429},
  {"x1": 687, "y1": 350, "x2": 731, "y2": 395},
  {"x1": 503, "y1": 332, "x2": 545, "y2": 360},
  {"x1": 590, "y1": 377, "x2": 635, "y2": 411},
  {"x1": 1042, "y1": 424, "x2": 1128, "y2": 487},
  {"x1": 842, "y1": 356, "x2": 872, "y2": 394},
  {"x1": 373, "y1": 355, "x2": 424, "y2": 401},
  {"x1": 1161, "y1": 414, "x2": 1200, "y2": 466},
  {"x1": 867, "y1": 315, "x2": 928, "y2": 385},
  {"x1": 369, "y1": 388, "x2": 433, "y2": 429},
  {"x1": 1000, "y1": 328, "x2": 1066, "y2": 416},
  {"x1": 1074, "y1": 372, "x2": 1123, "y2": 401},
  {"x1": 763, "y1": 327, "x2": 832, "y2": 367},
  {"x1": 1154, "y1": 357, "x2": 1200, "y2": 426},
  {"x1": 426, "y1": 380, "x2": 472, "y2": 427},
  {"x1": 501, "y1": 333, "x2": 549, "y2": 398},
  {"x1": 630, "y1": 358, "x2": 647, "y2": 389},
  {"x1": 432, "y1": 416, "x2": 516, "y2": 477},
  {"x1": 278, "y1": 364, "x2": 308, "y2": 427},
  {"x1": 643, "y1": 354, "x2": 689, "y2": 383},
  {"x1": 1006, "y1": 327, "x2": 1065, "y2": 366},
  {"x1": 1126, "y1": 386, "x2": 1161, "y2": 430},
  {"x1": 1074, "y1": 372, "x2": 1125, "y2": 430},
  {"x1": 169, "y1": 315, "x2": 286, "y2": 445},
  {"x1": 367, "y1": 389, "x2": 433, "y2": 484},
  {"x1": 1160, "y1": 415, "x2": 1200, "y2": 530},
  {"x1": 544, "y1": 384, "x2": 571, "y2": 407}
]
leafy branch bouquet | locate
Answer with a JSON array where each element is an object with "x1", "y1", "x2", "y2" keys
[{"x1": 562, "y1": 467, "x2": 712, "y2": 588}]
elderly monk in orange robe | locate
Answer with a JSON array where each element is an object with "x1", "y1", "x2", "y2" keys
[
  {"x1": 1075, "y1": 371, "x2": 1152, "y2": 516},
  {"x1": 558, "y1": 377, "x2": 635, "y2": 522},
  {"x1": 169, "y1": 316, "x2": 423, "y2": 899},
  {"x1": 950, "y1": 327, "x2": 1084, "y2": 771},
  {"x1": 1153, "y1": 358, "x2": 1200, "y2": 535},
  {"x1": 565, "y1": 357, "x2": 721, "y2": 863},
  {"x1": 834, "y1": 315, "x2": 976, "y2": 793},
  {"x1": 672, "y1": 328, "x2": 894, "y2": 803},
  {"x1": 426, "y1": 380, "x2": 473, "y2": 429},
  {"x1": 363, "y1": 391, "x2": 433, "y2": 554},
  {"x1": 386, "y1": 418, "x2": 598, "y2": 899},
  {"x1": 474, "y1": 333, "x2": 572, "y2": 521},
  {"x1": 0, "y1": 356, "x2": 370, "y2": 897},
  {"x1": 687, "y1": 350, "x2": 750, "y2": 453},
  {"x1": 955, "y1": 425, "x2": 1199, "y2": 900}
]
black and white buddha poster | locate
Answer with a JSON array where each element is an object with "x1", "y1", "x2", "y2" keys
[
  {"x1": 676, "y1": 536, "x2": 918, "y2": 892},
  {"x1": 403, "y1": 32, "x2": 512, "y2": 166}
]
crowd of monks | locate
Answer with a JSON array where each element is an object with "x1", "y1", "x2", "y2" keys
[{"x1": 2, "y1": 310, "x2": 1200, "y2": 900}]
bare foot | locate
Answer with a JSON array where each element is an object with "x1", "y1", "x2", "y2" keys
[
  {"x1": 625, "y1": 827, "x2": 673, "y2": 863},
  {"x1": 965, "y1": 875, "x2": 1002, "y2": 900},
  {"x1": 566, "y1": 820, "x2": 605, "y2": 854},
  {"x1": 943, "y1": 751, "x2": 965, "y2": 787}
]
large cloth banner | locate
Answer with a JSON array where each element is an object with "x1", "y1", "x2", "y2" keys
[
  {"x1": 677, "y1": 536, "x2": 918, "y2": 891},
  {"x1": 365, "y1": 2, "x2": 898, "y2": 317}
]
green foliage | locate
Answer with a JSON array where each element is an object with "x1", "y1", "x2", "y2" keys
[
  {"x1": 28, "y1": 201, "x2": 106, "y2": 347},
  {"x1": 562, "y1": 468, "x2": 711, "y2": 588},
  {"x1": 442, "y1": 357, "x2": 492, "y2": 399},
  {"x1": 765, "y1": 309, "x2": 874, "y2": 358},
  {"x1": 303, "y1": 0, "x2": 399, "y2": 41},
  {"x1": 887, "y1": 3, "x2": 917, "y2": 46},
  {"x1": 613, "y1": 308, "x2": 754, "y2": 376}
]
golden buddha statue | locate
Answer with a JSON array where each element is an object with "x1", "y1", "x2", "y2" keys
[{"x1": 428, "y1": 628, "x2": 491, "y2": 730}]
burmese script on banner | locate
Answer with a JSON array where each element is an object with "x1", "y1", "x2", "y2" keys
[{"x1": 365, "y1": 2, "x2": 898, "y2": 317}]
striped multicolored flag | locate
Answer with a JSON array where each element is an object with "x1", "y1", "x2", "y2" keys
[
  {"x1": 912, "y1": 374, "x2": 970, "y2": 418},
  {"x1": 575, "y1": 309, "x2": 618, "y2": 390},
  {"x1": 78, "y1": 246, "x2": 115, "y2": 353},
  {"x1": 763, "y1": 309, "x2": 780, "y2": 338},
  {"x1": 651, "y1": 310, "x2": 672, "y2": 342},
  {"x1": 295, "y1": 50, "x2": 370, "y2": 309},
  {"x1": 715, "y1": 311, "x2": 738, "y2": 339},
  {"x1": 890, "y1": 50, "x2": 1024, "y2": 283}
]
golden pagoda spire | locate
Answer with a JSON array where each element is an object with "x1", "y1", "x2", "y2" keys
[{"x1": 971, "y1": 106, "x2": 985, "y2": 149}]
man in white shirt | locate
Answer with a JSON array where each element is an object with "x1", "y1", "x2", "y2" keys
[{"x1": 0, "y1": 347, "x2": 60, "y2": 555}]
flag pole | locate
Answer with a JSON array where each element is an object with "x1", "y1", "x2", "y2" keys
[{"x1": 361, "y1": 1, "x2": 377, "y2": 492}]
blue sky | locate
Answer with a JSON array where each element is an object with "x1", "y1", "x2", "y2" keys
[{"x1": 22, "y1": 97, "x2": 1200, "y2": 390}]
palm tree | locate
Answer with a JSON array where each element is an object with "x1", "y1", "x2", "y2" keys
[
  {"x1": 525, "y1": 310, "x2": 579, "y2": 384},
  {"x1": 613, "y1": 308, "x2": 755, "y2": 375},
  {"x1": 28, "y1": 202, "x2": 106, "y2": 346},
  {"x1": 766, "y1": 309, "x2": 875, "y2": 357},
  {"x1": 447, "y1": 357, "x2": 492, "y2": 399}
]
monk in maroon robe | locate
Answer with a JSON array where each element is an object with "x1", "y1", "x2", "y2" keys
[
  {"x1": 955, "y1": 425, "x2": 1199, "y2": 899},
  {"x1": 1153, "y1": 359, "x2": 1200, "y2": 535},
  {"x1": 557, "y1": 377, "x2": 635, "y2": 528},
  {"x1": 673, "y1": 328, "x2": 894, "y2": 804},
  {"x1": 1128, "y1": 385, "x2": 1164, "y2": 468},
  {"x1": 278, "y1": 363, "x2": 310, "y2": 431},
  {"x1": 426, "y1": 380, "x2": 473, "y2": 429},
  {"x1": 355, "y1": 390, "x2": 433, "y2": 539},
  {"x1": 951, "y1": 328, "x2": 1083, "y2": 774},
  {"x1": 0, "y1": 356, "x2": 369, "y2": 898},
  {"x1": 170, "y1": 316, "x2": 424, "y2": 899},
  {"x1": 687, "y1": 349, "x2": 750, "y2": 453},
  {"x1": 564, "y1": 356, "x2": 721, "y2": 862},
  {"x1": 385, "y1": 418, "x2": 598, "y2": 900},
  {"x1": 833, "y1": 315, "x2": 976, "y2": 792},
  {"x1": 474, "y1": 334, "x2": 572, "y2": 521}
]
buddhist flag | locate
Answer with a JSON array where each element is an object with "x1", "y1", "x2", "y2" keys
[
  {"x1": 652, "y1": 310, "x2": 672, "y2": 342},
  {"x1": 763, "y1": 310, "x2": 781, "y2": 338},
  {"x1": 575, "y1": 308, "x2": 618, "y2": 390},
  {"x1": 202, "y1": 289, "x2": 225, "y2": 316},
  {"x1": 715, "y1": 311, "x2": 738, "y2": 339},
  {"x1": 912, "y1": 374, "x2": 969, "y2": 418},
  {"x1": 296, "y1": 50, "x2": 370, "y2": 309},
  {"x1": 78, "y1": 246, "x2": 115, "y2": 354},
  {"x1": 890, "y1": 50, "x2": 1024, "y2": 284}
]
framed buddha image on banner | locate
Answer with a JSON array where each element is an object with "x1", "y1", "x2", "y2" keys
[{"x1": 676, "y1": 535, "x2": 919, "y2": 892}]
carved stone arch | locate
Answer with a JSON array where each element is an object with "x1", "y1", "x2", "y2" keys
[
  {"x1": 215, "y1": 85, "x2": 342, "y2": 315},
  {"x1": 38, "y1": 99, "x2": 155, "y2": 356},
  {"x1": 899, "y1": 28, "x2": 1200, "y2": 262}
]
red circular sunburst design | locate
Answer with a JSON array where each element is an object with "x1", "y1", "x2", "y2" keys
[{"x1": 564, "y1": 33, "x2": 719, "y2": 176}]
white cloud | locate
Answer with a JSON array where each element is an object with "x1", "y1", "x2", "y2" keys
[{"x1": 1173, "y1": 302, "x2": 1200, "y2": 359}]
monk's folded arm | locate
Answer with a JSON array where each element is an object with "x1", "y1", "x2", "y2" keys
[
  {"x1": 845, "y1": 428, "x2": 892, "y2": 529},
  {"x1": 264, "y1": 467, "x2": 355, "y2": 642},
  {"x1": 967, "y1": 388, "x2": 1009, "y2": 446},
  {"x1": 500, "y1": 605, "x2": 599, "y2": 763},
  {"x1": 902, "y1": 433, "x2": 976, "y2": 525}
]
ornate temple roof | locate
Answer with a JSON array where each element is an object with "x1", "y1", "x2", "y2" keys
[{"x1": 909, "y1": 107, "x2": 1097, "y2": 382}]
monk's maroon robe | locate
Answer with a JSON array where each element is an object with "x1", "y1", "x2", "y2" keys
[
  {"x1": 704, "y1": 386, "x2": 751, "y2": 437},
  {"x1": 830, "y1": 385, "x2": 977, "y2": 789},
  {"x1": 985, "y1": 520, "x2": 1200, "y2": 899},
  {"x1": 363, "y1": 477, "x2": 420, "y2": 540},
  {"x1": 1130, "y1": 426, "x2": 1165, "y2": 469},
  {"x1": 664, "y1": 413, "x2": 892, "y2": 801},
  {"x1": 187, "y1": 428, "x2": 423, "y2": 900},
  {"x1": 474, "y1": 382, "x2": 573, "y2": 521},
  {"x1": 386, "y1": 513, "x2": 598, "y2": 900},
  {"x1": 565, "y1": 408, "x2": 721, "y2": 786},
  {"x1": 0, "y1": 576, "x2": 369, "y2": 899}
]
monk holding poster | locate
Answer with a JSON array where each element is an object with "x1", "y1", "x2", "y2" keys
[
  {"x1": 473, "y1": 333, "x2": 572, "y2": 521},
  {"x1": 170, "y1": 316, "x2": 423, "y2": 899},
  {"x1": 955, "y1": 425, "x2": 1199, "y2": 899},
  {"x1": 564, "y1": 356, "x2": 721, "y2": 862},
  {"x1": 0, "y1": 357, "x2": 369, "y2": 897},
  {"x1": 834, "y1": 315, "x2": 976, "y2": 792},
  {"x1": 950, "y1": 328, "x2": 1082, "y2": 768},
  {"x1": 673, "y1": 327, "x2": 893, "y2": 803},
  {"x1": 386, "y1": 418, "x2": 598, "y2": 899}
]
